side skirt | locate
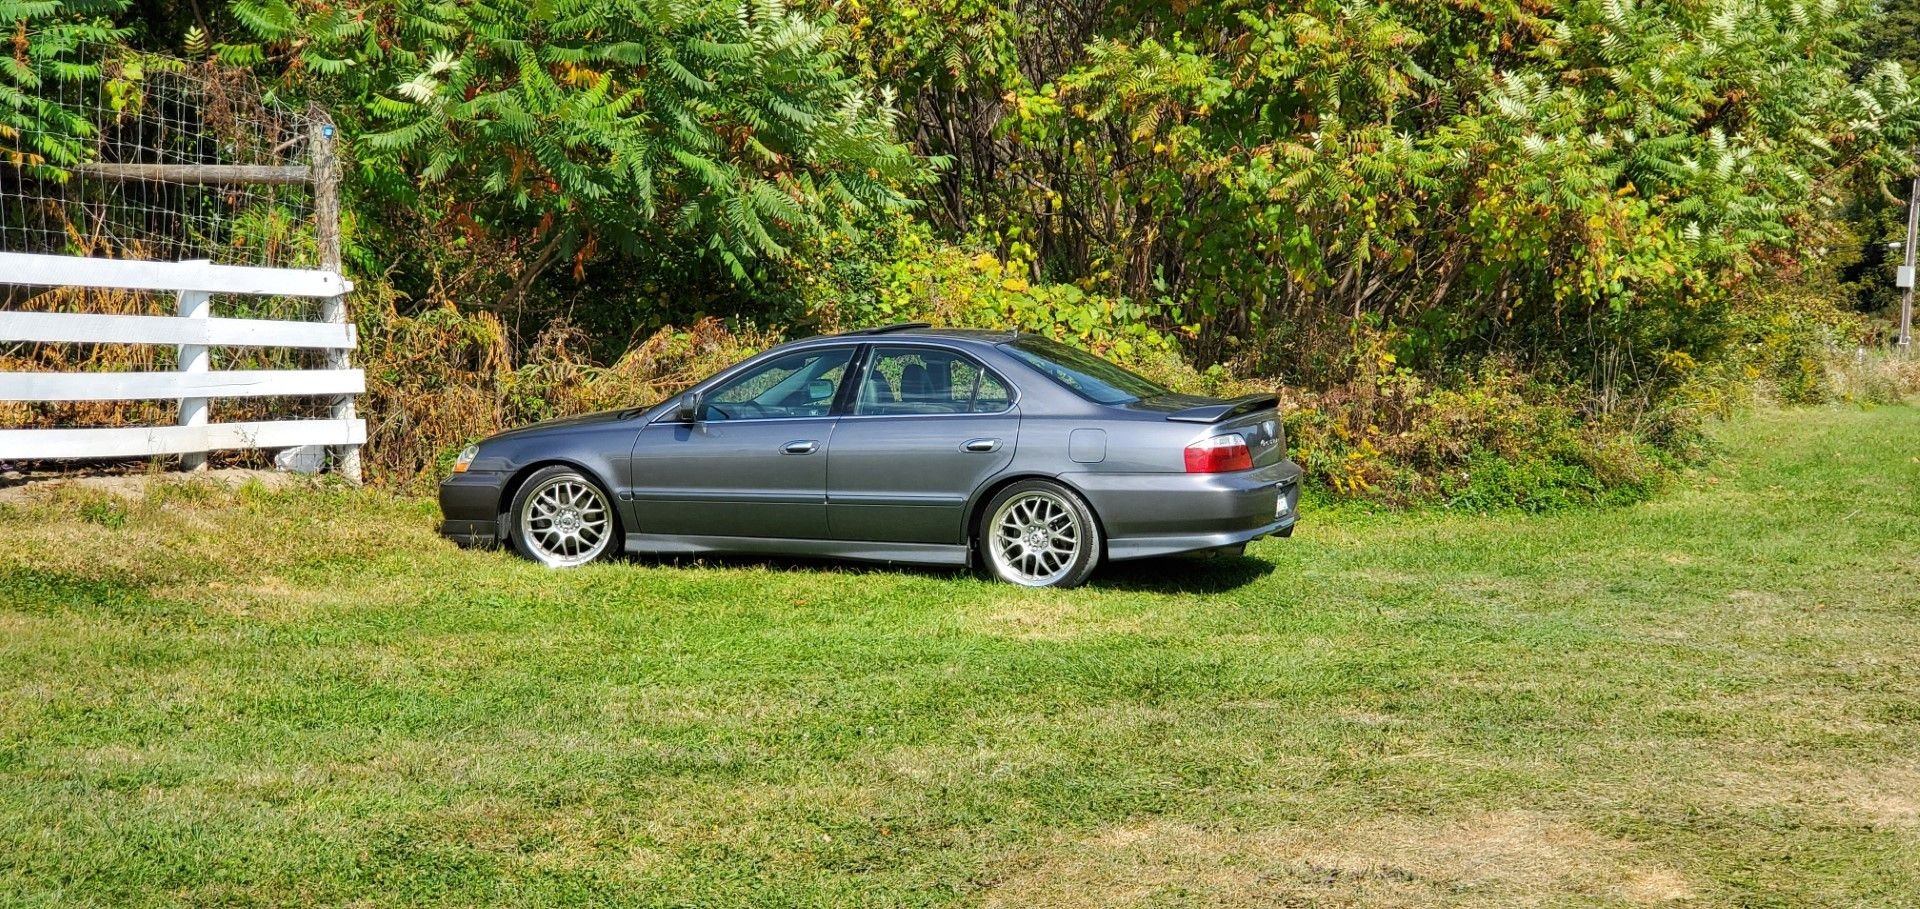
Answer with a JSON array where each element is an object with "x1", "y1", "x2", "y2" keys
[{"x1": 623, "y1": 533, "x2": 970, "y2": 568}]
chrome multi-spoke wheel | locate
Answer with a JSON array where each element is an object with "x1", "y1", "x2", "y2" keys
[
  {"x1": 980, "y1": 481, "x2": 1100, "y2": 588},
  {"x1": 512, "y1": 469, "x2": 615, "y2": 568}
]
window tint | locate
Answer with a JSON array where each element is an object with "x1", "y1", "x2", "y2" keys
[
  {"x1": 999, "y1": 335, "x2": 1168, "y2": 405},
  {"x1": 701, "y1": 348, "x2": 852, "y2": 421},
  {"x1": 855, "y1": 347, "x2": 1014, "y2": 415}
]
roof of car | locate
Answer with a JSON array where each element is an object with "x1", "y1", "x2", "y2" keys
[{"x1": 807, "y1": 325, "x2": 1020, "y2": 344}]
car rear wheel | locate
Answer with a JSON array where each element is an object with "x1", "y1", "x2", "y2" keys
[
  {"x1": 508, "y1": 466, "x2": 618, "y2": 568},
  {"x1": 978, "y1": 480, "x2": 1100, "y2": 588}
]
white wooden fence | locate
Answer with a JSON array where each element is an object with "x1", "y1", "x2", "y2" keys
[{"x1": 0, "y1": 252, "x2": 364, "y2": 475}]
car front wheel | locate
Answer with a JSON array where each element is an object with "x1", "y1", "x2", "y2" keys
[
  {"x1": 978, "y1": 480, "x2": 1100, "y2": 588},
  {"x1": 508, "y1": 466, "x2": 619, "y2": 568}
]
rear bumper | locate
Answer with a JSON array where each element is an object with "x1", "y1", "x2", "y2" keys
[
  {"x1": 1068, "y1": 460, "x2": 1302, "y2": 561},
  {"x1": 438, "y1": 471, "x2": 507, "y2": 547}
]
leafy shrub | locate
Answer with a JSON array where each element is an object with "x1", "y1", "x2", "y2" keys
[
  {"x1": 1283, "y1": 331, "x2": 1681, "y2": 511},
  {"x1": 354, "y1": 286, "x2": 775, "y2": 489},
  {"x1": 1723, "y1": 288, "x2": 1866, "y2": 405},
  {"x1": 801, "y1": 221, "x2": 1182, "y2": 360}
]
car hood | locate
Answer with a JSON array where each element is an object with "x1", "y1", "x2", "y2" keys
[{"x1": 486, "y1": 407, "x2": 645, "y2": 443}]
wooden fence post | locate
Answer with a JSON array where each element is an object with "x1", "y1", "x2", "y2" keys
[
  {"x1": 176, "y1": 272, "x2": 212, "y2": 471},
  {"x1": 309, "y1": 108, "x2": 362, "y2": 483}
]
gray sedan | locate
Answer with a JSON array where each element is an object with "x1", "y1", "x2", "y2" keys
[{"x1": 438, "y1": 324, "x2": 1301, "y2": 587}]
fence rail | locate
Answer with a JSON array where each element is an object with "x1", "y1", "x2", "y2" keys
[
  {"x1": 0, "y1": 252, "x2": 363, "y2": 471},
  {"x1": 0, "y1": 369, "x2": 365, "y2": 402},
  {"x1": 0, "y1": 311, "x2": 356, "y2": 348},
  {"x1": 0, "y1": 252, "x2": 350, "y2": 297},
  {"x1": 0, "y1": 420, "x2": 367, "y2": 461}
]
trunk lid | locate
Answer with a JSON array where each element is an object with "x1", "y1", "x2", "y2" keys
[{"x1": 1123, "y1": 393, "x2": 1287, "y2": 468}]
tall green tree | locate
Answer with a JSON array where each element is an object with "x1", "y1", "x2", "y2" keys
[
  {"x1": 1845, "y1": 0, "x2": 1920, "y2": 319},
  {"x1": 220, "y1": 0, "x2": 933, "y2": 302},
  {"x1": 817, "y1": 0, "x2": 1920, "y2": 386}
]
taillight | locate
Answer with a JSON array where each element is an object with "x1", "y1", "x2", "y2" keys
[{"x1": 1185, "y1": 433, "x2": 1252, "y2": 473}]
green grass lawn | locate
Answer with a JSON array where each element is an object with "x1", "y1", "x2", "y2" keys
[{"x1": 2, "y1": 406, "x2": 1918, "y2": 908}]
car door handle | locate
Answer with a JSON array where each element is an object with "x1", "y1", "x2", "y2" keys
[
  {"x1": 961, "y1": 438, "x2": 1002, "y2": 453},
  {"x1": 781, "y1": 440, "x2": 820, "y2": 455}
]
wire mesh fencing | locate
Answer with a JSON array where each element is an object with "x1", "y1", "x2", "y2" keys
[{"x1": 0, "y1": 42, "x2": 347, "y2": 460}]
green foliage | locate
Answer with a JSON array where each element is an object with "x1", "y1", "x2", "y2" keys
[
  {"x1": 1846, "y1": 0, "x2": 1920, "y2": 319},
  {"x1": 820, "y1": 0, "x2": 1920, "y2": 394},
  {"x1": 1284, "y1": 331, "x2": 1679, "y2": 510},
  {"x1": 0, "y1": 0, "x2": 127, "y2": 178},
  {"x1": 845, "y1": 228, "x2": 1178, "y2": 354},
  {"x1": 218, "y1": 0, "x2": 933, "y2": 286},
  {"x1": 1724, "y1": 289, "x2": 1862, "y2": 405},
  {"x1": 1869, "y1": 0, "x2": 1920, "y2": 82},
  {"x1": 771, "y1": 212, "x2": 1186, "y2": 364}
]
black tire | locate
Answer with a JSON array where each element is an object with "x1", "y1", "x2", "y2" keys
[
  {"x1": 976, "y1": 479, "x2": 1101, "y2": 588},
  {"x1": 507, "y1": 466, "x2": 621, "y2": 568},
  {"x1": 1277, "y1": 524, "x2": 1294, "y2": 538}
]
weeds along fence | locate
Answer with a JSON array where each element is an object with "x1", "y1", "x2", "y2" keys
[{"x1": 0, "y1": 45, "x2": 361, "y2": 478}]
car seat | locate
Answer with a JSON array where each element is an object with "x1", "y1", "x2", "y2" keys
[
  {"x1": 900, "y1": 363, "x2": 934, "y2": 402},
  {"x1": 861, "y1": 372, "x2": 894, "y2": 411}
]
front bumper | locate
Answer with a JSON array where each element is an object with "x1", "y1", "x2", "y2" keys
[
  {"x1": 438, "y1": 471, "x2": 507, "y2": 547},
  {"x1": 1070, "y1": 460, "x2": 1302, "y2": 561}
]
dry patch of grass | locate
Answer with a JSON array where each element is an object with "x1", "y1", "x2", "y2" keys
[
  {"x1": 985, "y1": 812, "x2": 1695, "y2": 908},
  {"x1": 963, "y1": 592, "x2": 1151, "y2": 641},
  {"x1": 1710, "y1": 761, "x2": 1920, "y2": 834},
  {"x1": 0, "y1": 467, "x2": 301, "y2": 507},
  {"x1": 1842, "y1": 765, "x2": 1920, "y2": 831},
  {"x1": 875, "y1": 742, "x2": 1064, "y2": 787}
]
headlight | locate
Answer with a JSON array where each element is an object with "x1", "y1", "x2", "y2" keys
[{"x1": 452, "y1": 444, "x2": 479, "y2": 473}]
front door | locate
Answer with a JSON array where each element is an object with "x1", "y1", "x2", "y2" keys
[
  {"x1": 827, "y1": 345, "x2": 1019, "y2": 544},
  {"x1": 629, "y1": 346, "x2": 855, "y2": 539}
]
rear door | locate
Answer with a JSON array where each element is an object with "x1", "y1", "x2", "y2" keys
[
  {"x1": 629, "y1": 346, "x2": 854, "y2": 539},
  {"x1": 826, "y1": 345, "x2": 1019, "y2": 544}
]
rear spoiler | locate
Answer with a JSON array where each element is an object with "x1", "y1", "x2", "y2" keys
[{"x1": 1164, "y1": 393, "x2": 1278, "y2": 424}]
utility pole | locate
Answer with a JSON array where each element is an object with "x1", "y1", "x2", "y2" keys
[{"x1": 1901, "y1": 171, "x2": 1918, "y2": 355}]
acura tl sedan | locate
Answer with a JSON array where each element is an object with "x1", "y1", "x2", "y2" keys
[{"x1": 438, "y1": 323, "x2": 1301, "y2": 587}]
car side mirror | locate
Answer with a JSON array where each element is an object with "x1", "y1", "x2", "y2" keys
[
  {"x1": 677, "y1": 391, "x2": 705, "y2": 423},
  {"x1": 807, "y1": 378, "x2": 834, "y2": 401}
]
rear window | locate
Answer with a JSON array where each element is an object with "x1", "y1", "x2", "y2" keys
[{"x1": 999, "y1": 336, "x2": 1169, "y2": 405}]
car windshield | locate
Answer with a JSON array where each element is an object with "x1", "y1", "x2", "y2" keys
[{"x1": 999, "y1": 336, "x2": 1170, "y2": 405}]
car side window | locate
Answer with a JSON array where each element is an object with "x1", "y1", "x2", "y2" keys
[
  {"x1": 971, "y1": 368, "x2": 1013, "y2": 412},
  {"x1": 701, "y1": 348, "x2": 853, "y2": 421},
  {"x1": 856, "y1": 347, "x2": 1014, "y2": 415}
]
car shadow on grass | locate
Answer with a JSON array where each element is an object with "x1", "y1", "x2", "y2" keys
[
  {"x1": 1088, "y1": 554, "x2": 1275, "y2": 593},
  {"x1": 606, "y1": 550, "x2": 1274, "y2": 594},
  {"x1": 612, "y1": 551, "x2": 971, "y2": 584}
]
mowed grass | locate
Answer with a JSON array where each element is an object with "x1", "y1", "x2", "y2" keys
[{"x1": 2, "y1": 407, "x2": 1918, "y2": 908}]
